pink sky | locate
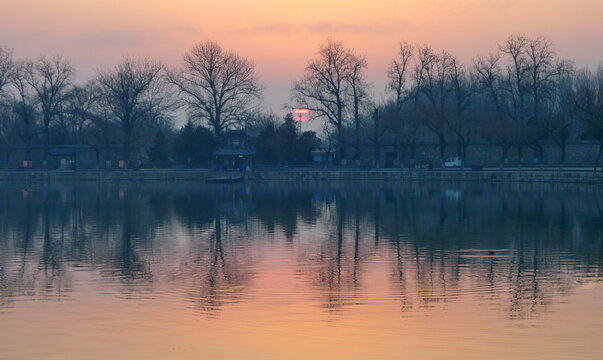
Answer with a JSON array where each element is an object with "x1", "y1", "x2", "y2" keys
[{"x1": 2, "y1": 0, "x2": 602, "y2": 111}]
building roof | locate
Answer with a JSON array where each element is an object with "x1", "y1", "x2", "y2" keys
[
  {"x1": 47, "y1": 149, "x2": 77, "y2": 156},
  {"x1": 214, "y1": 149, "x2": 255, "y2": 156}
]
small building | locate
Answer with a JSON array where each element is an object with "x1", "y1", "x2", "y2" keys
[
  {"x1": 312, "y1": 150, "x2": 334, "y2": 167},
  {"x1": 48, "y1": 149, "x2": 77, "y2": 170},
  {"x1": 214, "y1": 129, "x2": 255, "y2": 171}
]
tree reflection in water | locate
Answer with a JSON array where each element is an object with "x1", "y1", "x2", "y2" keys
[{"x1": 0, "y1": 182, "x2": 601, "y2": 319}]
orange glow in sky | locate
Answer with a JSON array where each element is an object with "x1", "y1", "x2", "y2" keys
[{"x1": 1, "y1": 0, "x2": 602, "y2": 109}]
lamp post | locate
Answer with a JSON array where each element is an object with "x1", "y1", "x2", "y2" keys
[{"x1": 293, "y1": 108, "x2": 309, "y2": 134}]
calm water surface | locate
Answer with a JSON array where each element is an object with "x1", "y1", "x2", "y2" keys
[{"x1": 0, "y1": 182, "x2": 602, "y2": 359}]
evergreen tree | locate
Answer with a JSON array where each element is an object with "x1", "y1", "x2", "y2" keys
[{"x1": 148, "y1": 129, "x2": 171, "y2": 164}]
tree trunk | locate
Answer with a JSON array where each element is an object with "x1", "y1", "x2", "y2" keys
[
  {"x1": 409, "y1": 129, "x2": 417, "y2": 169},
  {"x1": 438, "y1": 133, "x2": 446, "y2": 164},
  {"x1": 462, "y1": 141, "x2": 469, "y2": 170},
  {"x1": 559, "y1": 141, "x2": 566, "y2": 171},
  {"x1": 123, "y1": 126, "x2": 131, "y2": 166},
  {"x1": 354, "y1": 114, "x2": 360, "y2": 163},
  {"x1": 44, "y1": 121, "x2": 50, "y2": 167},
  {"x1": 595, "y1": 141, "x2": 603, "y2": 173},
  {"x1": 95, "y1": 145, "x2": 100, "y2": 170},
  {"x1": 500, "y1": 144, "x2": 509, "y2": 170},
  {"x1": 337, "y1": 124, "x2": 345, "y2": 165}
]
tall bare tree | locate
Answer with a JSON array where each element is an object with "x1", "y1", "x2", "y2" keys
[
  {"x1": 417, "y1": 48, "x2": 454, "y2": 161},
  {"x1": 500, "y1": 35, "x2": 530, "y2": 165},
  {"x1": 0, "y1": 46, "x2": 13, "y2": 95},
  {"x1": 61, "y1": 81, "x2": 100, "y2": 144},
  {"x1": 405, "y1": 44, "x2": 435, "y2": 164},
  {"x1": 348, "y1": 53, "x2": 368, "y2": 162},
  {"x1": 573, "y1": 67, "x2": 603, "y2": 171},
  {"x1": 169, "y1": 41, "x2": 261, "y2": 136},
  {"x1": 363, "y1": 103, "x2": 392, "y2": 168},
  {"x1": 448, "y1": 58, "x2": 475, "y2": 167},
  {"x1": 474, "y1": 53, "x2": 514, "y2": 166},
  {"x1": 386, "y1": 42, "x2": 413, "y2": 165},
  {"x1": 23, "y1": 55, "x2": 75, "y2": 163},
  {"x1": 292, "y1": 39, "x2": 357, "y2": 163},
  {"x1": 524, "y1": 37, "x2": 569, "y2": 165},
  {"x1": 97, "y1": 57, "x2": 164, "y2": 163},
  {"x1": 10, "y1": 62, "x2": 37, "y2": 160},
  {"x1": 541, "y1": 68, "x2": 575, "y2": 168}
]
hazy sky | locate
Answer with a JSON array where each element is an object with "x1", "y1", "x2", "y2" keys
[{"x1": 2, "y1": 0, "x2": 602, "y2": 112}]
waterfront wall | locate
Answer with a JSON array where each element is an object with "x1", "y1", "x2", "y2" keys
[
  {"x1": 2, "y1": 140, "x2": 603, "y2": 170},
  {"x1": 1, "y1": 169, "x2": 602, "y2": 184}
]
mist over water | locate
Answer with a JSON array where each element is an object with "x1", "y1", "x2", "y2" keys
[{"x1": 0, "y1": 182, "x2": 602, "y2": 359}]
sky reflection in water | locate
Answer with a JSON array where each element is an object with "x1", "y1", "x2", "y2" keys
[{"x1": 0, "y1": 182, "x2": 602, "y2": 359}]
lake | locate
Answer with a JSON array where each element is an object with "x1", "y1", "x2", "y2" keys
[{"x1": 0, "y1": 182, "x2": 602, "y2": 359}]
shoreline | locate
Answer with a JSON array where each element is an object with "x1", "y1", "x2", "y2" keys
[{"x1": 0, "y1": 168, "x2": 602, "y2": 184}]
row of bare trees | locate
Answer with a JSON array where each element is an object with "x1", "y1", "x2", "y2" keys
[
  {"x1": 0, "y1": 36, "x2": 601, "y2": 168},
  {"x1": 0, "y1": 42, "x2": 262, "y2": 166},
  {"x1": 292, "y1": 36, "x2": 602, "y2": 168}
]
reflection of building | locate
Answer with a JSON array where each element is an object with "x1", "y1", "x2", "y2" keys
[{"x1": 214, "y1": 130, "x2": 255, "y2": 171}]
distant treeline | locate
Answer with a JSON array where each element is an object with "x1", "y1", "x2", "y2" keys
[{"x1": 0, "y1": 35, "x2": 601, "y2": 168}]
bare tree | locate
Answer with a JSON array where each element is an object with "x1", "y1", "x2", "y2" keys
[
  {"x1": 348, "y1": 53, "x2": 368, "y2": 162},
  {"x1": 474, "y1": 53, "x2": 515, "y2": 166},
  {"x1": 60, "y1": 81, "x2": 100, "y2": 144},
  {"x1": 524, "y1": 38, "x2": 570, "y2": 165},
  {"x1": 0, "y1": 46, "x2": 13, "y2": 95},
  {"x1": 87, "y1": 96, "x2": 119, "y2": 168},
  {"x1": 362, "y1": 103, "x2": 391, "y2": 168},
  {"x1": 10, "y1": 62, "x2": 37, "y2": 160},
  {"x1": 542, "y1": 69, "x2": 575, "y2": 168},
  {"x1": 319, "y1": 122, "x2": 337, "y2": 167},
  {"x1": 386, "y1": 42, "x2": 413, "y2": 165},
  {"x1": 23, "y1": 55, "x2": 75, "y2": 164},
  {"x1": 169, "y1": 41, "x2": 261, "y2": 136},
  {"x1": 447, "y1": 58, "x2": 475, "y2": 167},
  {"x1": 406, "y1": 44, "x2": 435, "y2": 164},
  {"x1": 292, "y1": 39, "x2": 356, "y2": 163},
  {"x1": 500, "y1": 35, "x2": 530, "y2": 165},
  {"x1": 417, "y1": 48, "x2": 453, "y2": 162},
  {"x1": 0, "y1": 101, "x2": 21, "y2": 164},
  {"x1": 573, "y1": 67, "x2": 603, "y2": 171},
  {"x1": 97, "y1": 57, "x2": 164, "y2": 164}
]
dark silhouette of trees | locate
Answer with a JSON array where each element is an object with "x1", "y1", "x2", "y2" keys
[
  {"x1": 169, "y1": 41, "x2": 262, "y2": 136},
  {"x1": 542, "y1": 72, "x2": 576, "y2": 168},
  {"x1": 58, "y1": 81, "x2": 100, "y2": 145},
  {"x1": 172, "y1": 121, "x2": 215, "y2": 165},
  {"x1": 348, "y1": 53, "x2": 368, "y2": 162},
  {"x1": 386, "y1": 42, "x2": 414, "y2": 165},
  {"x1": 23, "y1": 55, "x2": 75, "y2": 164},
  {"x1": 0, "y1": 35, "x2": 602, "y2": 169},
  {"x1": 147, "y1": 129, "x2": 171, "y2": 165},
  {"x1": 97, "y1": 57, "x2": 165, "y2": 164},
  {"x1": 573, "y1": 67, "x2": 603, "y2": 170},
  {"x1": 254, "y1": 113, "x2": 320, "y2": 166},
  {"x1": 0, "y1": 46, "x2": 13, "y2": 95},
  {"x1": 292, "y1": 39, "x2": 361, "y2": 163},
  {"x1": 474, "y1": 53, "x2": 514, "y2": 166},
  {"x1": 9, "y1": 61, "x2": 37, "y2": 160},
  {"x1": 417, "y1": 48, "x2": 454, "y2": 161}
]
